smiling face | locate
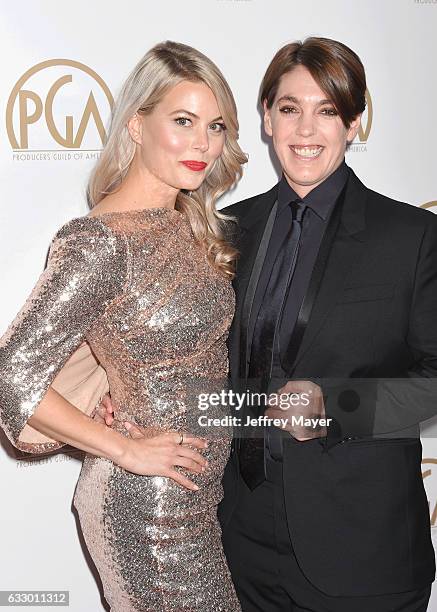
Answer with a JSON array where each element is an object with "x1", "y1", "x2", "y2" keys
[
  {"x1": 264, "y1": 65, "x2": 361, "y2": 198},
  {"x1": 128, "y1": 80, "x2": 227, "y2": 192}
]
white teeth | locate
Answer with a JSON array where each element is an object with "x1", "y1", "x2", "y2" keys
[{"x1": 292, "y1": 146, "x2": 323, "y2": 158}]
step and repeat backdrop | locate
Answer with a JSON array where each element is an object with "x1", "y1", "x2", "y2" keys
[{"x1": 1, "y1": 0, "x2": 436, "y2": 610}]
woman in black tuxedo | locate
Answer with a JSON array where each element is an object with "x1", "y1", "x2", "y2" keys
[{"x1": 218, "y1": 37, "x2": 436, "y2": 612}]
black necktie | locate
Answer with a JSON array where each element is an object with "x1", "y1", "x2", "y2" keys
[{"x1": 239, "y1": 199, "x2": 307, "y2": 490}]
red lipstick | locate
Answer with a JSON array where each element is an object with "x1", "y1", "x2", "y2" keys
[{"x1": 181, "y1": 160, "x2": 207, "y2": 171}]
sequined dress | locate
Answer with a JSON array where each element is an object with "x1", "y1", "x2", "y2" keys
[{"x1": 0, "y1": 208, "x2": 241, "y2": 611}]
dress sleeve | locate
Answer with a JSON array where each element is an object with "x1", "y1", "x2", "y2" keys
[{"x1": 0, "y1": 216, "x2": 128, "y2": 454}]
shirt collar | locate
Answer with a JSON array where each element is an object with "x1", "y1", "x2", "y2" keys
[{"x1": 277, "y1": 160, "x2": 350, "y2": 220}]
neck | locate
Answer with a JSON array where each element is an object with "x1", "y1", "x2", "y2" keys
[
  {"x1": 283, "y1": 175, "x2": 325, "y2": 199},
  {"x1": 111, "y1": 154, "x2": 179, "y2": 212},
  {"x1": 283, "y1": 160, "x2": 345, "y2": 199}
]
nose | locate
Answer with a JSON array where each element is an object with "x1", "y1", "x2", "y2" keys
[
  {"x1": 296, "y1": 111, "x2": 316, "y2": 138},
  {"x1": 192, "y1": 126, "x2": 209, "y2": 153}
]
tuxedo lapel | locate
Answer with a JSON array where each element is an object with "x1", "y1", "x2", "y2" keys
[
  {"x1": 229, "y1": 185, "x2": 278, "y2": 379},
  {"x1": 286, "y1": 169, "x2": 369, "y2": 373}
]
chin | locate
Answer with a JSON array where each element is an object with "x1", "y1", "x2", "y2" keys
[
  {"x1": 181, "y1": 180, "x2": 205, "y2": 192},
  {"x1": 287, "y1": 173, "x2": 321, "y2": 186},
  {"x1": 171, "y1": 179, "x2": 201, "y2": 192}
]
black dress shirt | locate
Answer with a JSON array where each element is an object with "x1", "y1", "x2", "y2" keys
[{"x1": 249, "y1": 160, "x2": 350, "y2": 383}]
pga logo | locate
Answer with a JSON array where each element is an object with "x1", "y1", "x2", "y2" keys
[{"x1": 6, "y1": 59, "x2": 113, "y2": 151}]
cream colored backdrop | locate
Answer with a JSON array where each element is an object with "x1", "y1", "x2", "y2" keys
[{"x1": 1, "y1": 0, "x2": 437, "y2": 610}]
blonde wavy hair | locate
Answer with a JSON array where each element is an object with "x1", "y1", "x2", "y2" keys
[{"x1": 87, "y1": 41, "x2": 247, "y2": 278}]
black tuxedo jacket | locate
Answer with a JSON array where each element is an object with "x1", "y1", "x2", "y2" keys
[{"x1": 218, "y1": 168, "x2": 437, "y2": 597}]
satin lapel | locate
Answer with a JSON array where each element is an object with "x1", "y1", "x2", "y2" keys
[
  {"x1": 240, "y1": 201, "x2": 278, "y2": 379},
  {"x1": 286, "y1": 170, "x2": 369, "y2": 373},
  {"x1": 231, "y1": 185, "x2": 278, "y2": 379}
]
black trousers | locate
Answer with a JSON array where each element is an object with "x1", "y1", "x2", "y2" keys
[{"x1": 222, "y1": 450, "x2": 432, "y2": 612}]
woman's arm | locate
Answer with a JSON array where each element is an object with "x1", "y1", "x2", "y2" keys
[
  {"x1": 0, "y1": 217, "x2": 208, "y2": 488},
  {"x1": 0, "y1": 217, "x2": 126, "y2": 454},
  {"x1": 28, "y1": 386, "x2": 127, "y2": 462}
]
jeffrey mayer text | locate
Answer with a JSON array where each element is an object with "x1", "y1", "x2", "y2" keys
[{"x1": 198, "y1": 415, "x2": 332, "y2": 429}]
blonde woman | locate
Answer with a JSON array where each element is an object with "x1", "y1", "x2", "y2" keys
[{"x1": 0, "y1": 41, "x2": 246, "y2": 611}]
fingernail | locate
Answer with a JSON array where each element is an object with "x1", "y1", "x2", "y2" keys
[
  {"x1": 193, "y1": 485, "x2": 199, "y2": 491},
  {"x1": 124, "y1": 422, "x2": 132, "y2": 430}
]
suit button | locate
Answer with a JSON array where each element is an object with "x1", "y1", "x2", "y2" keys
[{"x1": 340, "y1": 436, "x2": 359, "y2": 444}]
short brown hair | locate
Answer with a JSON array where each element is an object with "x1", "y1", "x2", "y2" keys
[{"x1": 260, "y1": 37, "x2": 366, "y2": 128}]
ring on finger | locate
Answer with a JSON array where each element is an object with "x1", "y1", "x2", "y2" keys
[{"x1": 178, "y1": 431, "x2": 184, "y2": 445}]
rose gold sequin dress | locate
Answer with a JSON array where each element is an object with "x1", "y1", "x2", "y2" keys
[{"x1": 0, "y1": 208, "x2": 241, "y2": 611}]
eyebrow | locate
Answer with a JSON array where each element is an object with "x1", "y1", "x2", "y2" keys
[
  {"x1": 170, "y1": 109, "x2": 224, "y2": 122},
  {"x1": 276, "y1": 95, "x2": 333, "y2": 106}
]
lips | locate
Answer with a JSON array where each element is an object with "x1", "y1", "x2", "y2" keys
[
  {"x1": 181, "y1": 160, "x2": 207, "y2": 171},
  {"x1": 289, "y1": 145, "x2": 324, "y2": 160}
]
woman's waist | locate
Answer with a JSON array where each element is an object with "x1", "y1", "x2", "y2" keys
[
  {"x1": 110, "y1": 406, "x2": 234, "y2": 440},
  {"x1": 109, "y1": 377, "x2": 229, "y2": 421}
]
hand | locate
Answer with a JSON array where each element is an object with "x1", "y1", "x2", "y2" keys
[
  {"x1": 117, "y1": 431, "x2": 209, "y2": 491},
  {"x1": 265, "y1": 380, "x2": 327, "y2": 442},
  {"x1": 95, "y1": 396, "x2": 208, "y2": 490},
  {"x1": 93, "y1": 393, "x2": 115, "y2": 427},
  {"x1": 94, "y1": 394, "x2": 146, "y2": 439}
]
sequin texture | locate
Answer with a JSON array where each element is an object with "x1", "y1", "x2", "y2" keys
[{"x1": 0, "y1": 208, "x2": 240, "y2": 611}]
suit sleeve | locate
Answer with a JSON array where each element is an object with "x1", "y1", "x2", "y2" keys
[
  {"x1": 0, "y1": 217, "x2": 128, "y2": 454},
  {"x1": 321, "y1": 212, "x2": 437, "y2": 446}
]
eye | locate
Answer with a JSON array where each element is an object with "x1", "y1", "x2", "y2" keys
[
  {"x1": 209, "y1": 122, "x2": 227, "y2": 133},
  {"x1": 279, "y1": 106, "x2": 299, "y2": 114},
  {"x1": 320, "y1": 107, "x2": 338, "y2": 116},
  {"x1": 175, "y1": 117, "x2": 192, "y2": 127}
]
